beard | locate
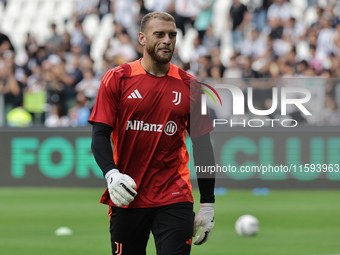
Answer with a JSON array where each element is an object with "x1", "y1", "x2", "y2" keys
[{"x1": 146, "y1": 44, "x2": 174, "y2": 64}]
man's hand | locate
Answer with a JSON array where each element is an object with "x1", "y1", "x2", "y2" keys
[
  {"x1": 193, "y1": 203, "x2": 215, "y2": 245},
  {"x1": 105, "y1": 169, "x2": 137, "y2": 207}
]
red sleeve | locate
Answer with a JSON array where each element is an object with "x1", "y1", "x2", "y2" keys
[
  {"x1": 88, "y1": 67, "x2": 123, "y2": 127},
  {"x1": 187, "y1": 77, "x2": 214, "y2": 138}
]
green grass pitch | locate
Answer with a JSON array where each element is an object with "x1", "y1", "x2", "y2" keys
[{"x1": 0, "y1": 188, "x2": 340, "y2": 255}]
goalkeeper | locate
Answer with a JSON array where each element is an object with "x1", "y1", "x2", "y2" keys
[{"x1": 89, "y1": 11, "x2": 215, "y2": 255}]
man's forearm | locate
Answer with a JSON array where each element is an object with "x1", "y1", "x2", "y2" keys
[
  {"x1": 91, "y1": 122, "x2": 117, "y2": 177},
  {"x1": 192, "y1": 133, "x2": 215, "y2": 203}
]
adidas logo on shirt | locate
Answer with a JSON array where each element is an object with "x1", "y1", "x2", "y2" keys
[{"x1": 128, "y1": 89, "x2": 142, "y2": 99}]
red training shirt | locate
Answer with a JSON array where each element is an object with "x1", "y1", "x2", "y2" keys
[{"x1": 89, "y1": 59, "x2": 213, "y2": 208}]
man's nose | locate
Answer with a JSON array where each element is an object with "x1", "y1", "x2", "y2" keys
[{"x1": 163, "y1": 34, "x2": 171, "y2": 44}]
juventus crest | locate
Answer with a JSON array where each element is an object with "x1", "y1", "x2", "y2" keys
[{"x1": 172, "y1": 91, "x2": 181, "y2": 105}]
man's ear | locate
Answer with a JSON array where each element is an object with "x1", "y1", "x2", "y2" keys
[{"x1": 139, "y1": 32, "x2": 146, "y2": 46}]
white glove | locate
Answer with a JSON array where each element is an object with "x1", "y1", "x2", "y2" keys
[
  {"x1": 105, "y1": 169, "x2": 137, "y2": 207},
  {"x1": 193, "y1": 203, "x2": 215, "y2": 245}
]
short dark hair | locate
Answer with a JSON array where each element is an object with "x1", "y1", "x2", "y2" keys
[{"x1": 140, "y1": 12, "x2": 176, "y2": 33}]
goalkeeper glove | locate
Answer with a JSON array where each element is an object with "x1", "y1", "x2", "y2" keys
[
  {"x1": 193, "y1": 203, "x2": 215, "y2": 245},
  {"x1": 105, "y1": 169, "x2": 137, "y2": 207}
]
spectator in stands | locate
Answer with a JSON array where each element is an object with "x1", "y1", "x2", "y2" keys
[
  {"x1": 136, "y1": 0, "x2": 150, "y2": 26},
  {"x1": 61, "y1": 32, "x2": 72, "y2": 54},
  {"x1": 301, "y1": 67, "x2": 316, "y2": 77},
  {"x1": 249, "y1": 0, "x2": 270, "y2": 32},
  {"x1": 61, "y1": 55, "x2": 84, "y2": 88},
  {"x1": 68, "y1": 91, "x2": 90, "y2": 127},
  {"x1": 43, "y1": 57, "x2": 65, "y2": 107},
  {"x1": 316, "y1": 14, "x2": 336, "y2": 61},
  {"x1": 44, "y1": 103, "x2": 70, "y2": 127},
  {"x1": 210, "y1": 55, "x2": 225, "y2": 78},
  {"x1": 95, "y1": 0, "x2": 111, "y2": 20},
  {"x1": 320, "y1": 69, "x2": 336, "y2": 98},
  {"x1": 283, "y1": 17, "x2": 306, "y2": 44},
  {"x1": 0, "y1": 56, "x2": 23, "y2": 110},
  {"x1": 268, "y1": 17, "x2": 284, "y2": 40},
  {"x1": 96, "y1": 56, "x2": 112, "y2": 79},
  {"x1": 194, "y1": 0, "x2": 215, "y2": 39},
  {"x1": 223, "y1": 55, "x2": 242, "y2": 78},
  {"x1": 105, "y1": 30, "x2": 138, "y2": 65},
  {"x1": 284, "y1": 47, "x2": 297, "y2": 67},
  {"x1": 46, "y1": 23, "x2": 64, "y2": 55},
  {"x1": 280, "y1": 61, "x2": 296, "y2": 77},
  {"x1": 306, "y1": 29, "x2": 318, "y2": 48},
  {"x1": 201, "y1": 25, "x2": 220, "y2": 56},
  {"x1": 24, "y1": 33, "x2": 39, "y2": 64},
  {"x1": 296, "y1": 60, "x2": 309, "y2": 76},
  {"x1": 253, "y1": 52, "x2": 275, "y2": 78},
  {"x1": 328, "y1": 53, "x2": 340, "y2": 77},
  {"x1": 189, "y1": 36, "x2": 208, "y2": 75},
  {"x1": 34, "y1": 46, "x2": 48, "y2": 67},
  {"x1": 6, "y1": 103, "x2": 32, "y2": 127},
  {"x1": 112, "y1": 0, "x2": 138, "y2": 35},
  {"x1": 240, "y1": 56, "x2": 259, "y2": 78},
  {"x1": 210, "y1": 65, "x2": 222, "y2": 80},
  {"x1": 174, "y1": 0, "x2": 199, "y2": 36},
  {"x1": 240, "y1": 28, "x2": 267, "y2": 59},
  {"x1": 229, "y1": 0, "x2": 250, "y2": 52},
  {"x1": 0, "y1": 28, "x2": 15, "y2": 54},
  {"x1": 73, "y1": 0, "x2": 96, "y2": 23},
  {"x1": 197, "y1": 67, "x2": 209, "y2": 82},
  {"x1": 310, "y1": 5, "x2": 323, "y2": 32},
  {"x1": 267, "y1": 0, "x2": 291, "y2": 28},
  {"x1": 308, "y1": 44, "x2": 323, "y2": 74},
  {"x1": 270, "y1": 22, "x2": 292, "y2": 58},
  {"x1": 0, "y1": 0, "x2": 7, "y2": 9},
  {"x1": 323, "y1": 3, "x2": 337, "y2": 28},
  {"x1": 131, "y1": 0, "x2": 151, "y2": 58},
  {"x1": 80, "y1": 54, "x2": 95, "y2": 71},
  {"x1": 199, "y1": 55, "x2": 212, "y2": 76},
  {"x1": 26, "y1": 63, "x2": 44, "y2": 93},
  {"x1": 75, "y1": 68, "x2": 100, "y2": 105},
  {"x1": 56, "y1": 55, "x2": 83, "y2": 109},
  {"x1": 70, "y1": 20, "x2": 92, "y2": 55}
]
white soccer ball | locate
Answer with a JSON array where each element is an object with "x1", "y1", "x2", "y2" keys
[
  {"x1": 55, "y1": 226, "x2": 73, "y2": 236},
  {"x1": 235, "y1": 214, "x2": 259, "y2": 236}
]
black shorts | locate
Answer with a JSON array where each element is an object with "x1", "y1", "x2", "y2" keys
[{"x1": 109, "y1": 202, "x2": 195, "y2": 255}]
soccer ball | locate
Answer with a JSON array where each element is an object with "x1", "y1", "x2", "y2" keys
[{"x1": 235, "y1": 214, "x2": 259, "y2": 236}]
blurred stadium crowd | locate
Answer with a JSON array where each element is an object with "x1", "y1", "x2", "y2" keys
[{"x1": 0, "y1": 0, "x2": 340, "y2": 127}]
